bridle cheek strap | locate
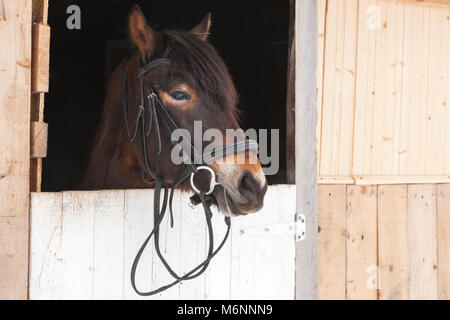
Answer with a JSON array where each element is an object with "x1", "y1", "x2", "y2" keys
[{"x1": 125, "y1": 52, "x2": 257, "y2": 296}]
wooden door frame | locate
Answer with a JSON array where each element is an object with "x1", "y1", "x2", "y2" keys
[{"x1": 293, "y1": 0, "x2": 319, "y2": 299}]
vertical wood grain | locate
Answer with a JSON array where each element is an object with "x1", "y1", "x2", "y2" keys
[
  {"x1": 123, "y1": 190, "x2": 154, "y2": 300},
  {"x1": 378, "y1": 185, "x2": 409, "y2": 300},
  {"x1": 352, "y1": 0, "x2": 377, "y2": 176},
  {"x1": 408, "y1": 184, "x2": 438, "y2": 299},
  {"x1": 346, "y1": 185, "x2": 378, "y2": 300},
  {"x1": 295, "y1": 0, "x2": 319, "y2": 300},
  {"x1": 317, "y1": 185, "x2": 347, "y2": 300},
  {"x1": 437, "y1": 184, "x2": 450, "y2": 299},
  {"x1": 425, "y1": 6, "x2": 449, "y2": 175},
  {"x1": 0, "y1": 0, "x2": 32, "y2": 300},
  {"x1": 29, "y1": 192, "x2": 63, "y2": 300},
  {"x1": 92, "y1": 191, "x2": 125, "y2": 299},
  {"x1": 61, "y1": 192, "x2": 96, "y2": 299}
]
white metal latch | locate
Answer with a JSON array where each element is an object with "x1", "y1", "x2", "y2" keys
[{"x1": 239, "y1": 213, "x2": 306, "y2": 242}]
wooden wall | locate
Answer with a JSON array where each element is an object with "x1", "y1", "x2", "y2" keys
[
  {"x1": 318, "y1": 183, "x2": 450, "y2": 299},
  {"x1": 317, "y1": 0, "x2": 450, "y2": 184},
  {"x1": 29, "y1": 186, "x2": 296, "y2": 300},
  {"x1": 0, "y1": 0, "x2": 32, "y2": 300}
]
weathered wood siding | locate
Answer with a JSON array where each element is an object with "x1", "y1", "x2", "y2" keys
[
  {"x1": 318, "y1": 183, "x2": 450, "y2": 300},
  {"x1": 0, "y1": 0, "x2": 32, "y2": 300},
  {"x1": 29, "y1": 186, "x2": 296, "y2": 300},
  {"x1": 317, "y1": 0, "x2": 450, "y2": 183}
]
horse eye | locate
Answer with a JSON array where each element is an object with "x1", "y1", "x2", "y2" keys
[{"x1": 170, "y1": 91, "x2": 190, "y2": 101}]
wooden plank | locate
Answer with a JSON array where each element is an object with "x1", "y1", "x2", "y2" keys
[
  {"x1": 0, "y1": 216, "x2": 29, "y2": 299},
  {"x1": 62, "y1": 191, "x2": 96, "y2": 299},
  {"x1": 230, "y1": 186, "x2": 296, "y2": 300},
  {"x1": 254, "y1": 185, "x2": 296, "y2": 299},
  {"x1": 338, "y1": 0, "x2": 358, "y2": 176},
  {"x1": 0, "y1": 0, "x2": 32, "y2": 300},
  {"x1": 30, "y1": 90, "x2": 46, "y2": 192},
  {"x1": 319, "y1": 175, "x2": 450, "y2": 185},
  {"x1": 408, "y1": 184, "x2": 438, "y2": 299},
  {"x1": 378, "y1": 185, "x2": 409, "y2": 300},
  {"x1": 391, "y1": 1, "x2": 406, "y2": 175},
  {"x1": 319, "y1": 0, "x2": 338, "y2": 177},
  {"x1": 31, "y1": 23, "x2": 50, "y2": 93},
  {"x1": 32, "y1": 0, "x2": 48, "y2": 24},
  {"x1": 352, "y1": 0, "x2": 377, "y2": 176},
  {"x1": 346, "y1": 185, "x2": 378, "y2": 300},
  {"x1": 425, "y1": 6, "x2": 449, "y2": 175},
  {"x1": 286, "y1": 0, "x2": 296, "y2": 184},
  {"x1": 30, "y1": 121, "x2": 48, "y2": 158},
  {"x1": 354, "y1": 175, "x2": 450, "y2": 185},
  {"x1": 329, "y1": 0, "x2": 345, "y2": 176},
  {"x1": 371, "y1": 1, "x2": 405, "y2": 176},
  {"x1": 29, "y1": 192, "x2": 63, "y2": 300},
  {"x1": 400, "y1": 0, "x2": 450, "y2": 6},
  {"x1": 295, "y1": 0, "x2": 319, "y2": 300},
  {"x1": 316, "y1": 0, "x2": 327, "y2": 178},
  {"x1": 317, "y1": 185, "x2": 347, "y2": 300},
  {"x1": 318, "y1": 176, "x2": 356, "y2": 184},
  {"x1": 123, "y1": 190, "x2": 155, "y2": 300},
  {"x1": 92, "y1": 191, "x2": 125, "y2": 299},
  {"x1": 404, "y1": 5, "x2": 429, "y2": 175},
  {"x1": 446, "y1": 5, "x2": 450, "y2": 174},
  {"x1": 437, "y1": 184, "x2": 450, "y2": 299}
]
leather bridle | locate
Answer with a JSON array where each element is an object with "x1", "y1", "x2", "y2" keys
[{"x1": 123, "y1": 51, "x2": 259, "y2": 296}]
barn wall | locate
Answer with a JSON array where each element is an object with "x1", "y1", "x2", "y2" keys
[
  {"x1": 29, "y1": 186, "x2": 296, "y2": 300},
  {"x1": 317, "y1": 0, "x2": 450, "y2": 183},
  {"x1": 0, "y1": 0, "x2": 32, "y2": 300},
  {"x1": 318, "y1": 183, "x2": 450, "y2": 300}
]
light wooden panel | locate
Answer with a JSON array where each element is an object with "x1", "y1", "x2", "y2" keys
[
  {"x1": 346, "y1": 185, "x2": 378, "y2": 300},
  {"x1": 295, "y1": 0, "x2": 319, "y2": 300},
  {"x1": 425, "y1": 6, "x2": 449, "y2": 175},
  {"x1": 29, "y1": 192, "x2": 63, "y2": 300},
  {"x1": 378, "y1": 185, "x2": 409, "y2": 300},
  {"x1": 317, "y1": 185, "x2": 347, "y2": 300},
  {"x1": 231, "y1": 186, "x2": 296, "y2": 300},
  {"x1": 29, "y1": 186, "x2": 296, "y2": 300},
  {"x1": 437, "y1": 184, "x2": 450, "y2": 299},
  {"x1": 316, "y1": 0, "x2": 327, "y2": 176},
  {"x1": 0, "y1": 0, "x2": 32, "y2": 300},
  {"x1": 352, "y1": 0, "x2": 378, "y2": 176},
  {"x1": 31, "y1": 22, "x2": 50, "y2": 93},
  {"x1": 92, "y1": 191, "x2": 125, "y2": 299},
  {"x1": 318, "y1": 0, "x2": 450, "y2": 182},
  {"x1": 123, "y1": 190, "x2": 154, "y2": 300},
  {"x1": 408, "y1": 184, "x2": 438, "y2": 299},
  {"x1": 61, "y1": 191, "x2": 96, "y2": 299}
]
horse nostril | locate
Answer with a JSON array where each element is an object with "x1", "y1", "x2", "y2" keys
[{"x1": 238, "y1": 171, "x2": 266, "y2": 204}]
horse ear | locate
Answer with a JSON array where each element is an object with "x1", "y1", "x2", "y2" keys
[
  {"x1": 190, "y1": 13, "x2": 212, "y2": 41},
  {"x1": 128, "y1": 5, "x2": 162, "y2": 61}
]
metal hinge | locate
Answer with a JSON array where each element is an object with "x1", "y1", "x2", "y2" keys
[{"x1": 239, "y1": 213, "x2": 306, "y2": 242}]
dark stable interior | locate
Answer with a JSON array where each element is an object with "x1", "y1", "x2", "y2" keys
[{"x1": 42, "y1": 0, "x2": 289, "y2": 191}]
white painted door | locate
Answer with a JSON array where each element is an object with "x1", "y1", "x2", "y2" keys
[{"x1": 29, "y1": 185, "x2": 296, "y2": 300}]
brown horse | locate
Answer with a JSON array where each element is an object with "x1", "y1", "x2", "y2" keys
[{"x1": 82, "y1": 5, "x2": 267, "y2": 216}]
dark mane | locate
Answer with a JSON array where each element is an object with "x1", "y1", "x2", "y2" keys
[{"x1": 162, "y1": 30, "x2": 241, "y2": 127}]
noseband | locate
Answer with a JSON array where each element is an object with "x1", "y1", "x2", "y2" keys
[{"x1": 123, "y1": 51, "x2": 258, "y2": 296}]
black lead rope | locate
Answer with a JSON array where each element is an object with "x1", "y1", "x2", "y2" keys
[{"x1": 130, "y1": 178, "x2": 231, "y2": 296}]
